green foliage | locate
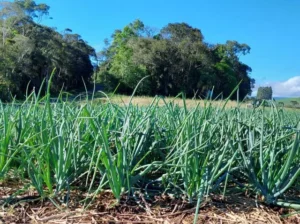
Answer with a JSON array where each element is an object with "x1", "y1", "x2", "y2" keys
[
  {"x1": 256, "y1": 86, "x2": 273, "y2": 100},
  {"x1": 1, "y1": 90, "x2": 300, "y2": 211},
  {"x1": 0, "y1": 1, "x2": 96, "y2": 100},
  {"x1": 291, "y1": 101, "x2": 299, "y2": 108},
  {"x1": 96, "y1": 20, "x2": 255, "y2": 99}
]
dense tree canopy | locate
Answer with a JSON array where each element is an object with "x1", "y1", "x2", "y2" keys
[
  {"x1": 0, "y1": 0, "x2": 96, "y2": 101},
  {"x1": 257, "y1": 86, "x2": 273, "y2": 100},
  {"x1": 96, "y1": 20, "x2": 255, "y2": 99}
]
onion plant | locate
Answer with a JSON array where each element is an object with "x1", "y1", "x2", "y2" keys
[
  {"x1": 236, "y1": 104, "x2": 300, "y2": 209},
  {"x1": 1, "y1": 74, "x2": 300, "y2": 221}
]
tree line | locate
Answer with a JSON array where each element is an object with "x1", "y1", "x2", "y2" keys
[
  {"x1": 95, "y1": 20, "x2": 255, "y2": 99},
  {"x1": 1, "y1": 1, "x2": 255, "y2": 101},
  {"x1": 0, "y1": 0, "x2": 96, "y2": 101}
]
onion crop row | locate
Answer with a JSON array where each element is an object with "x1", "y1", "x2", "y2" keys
[{"x1": 1, "y1": 88, "x2": 300, "y2": 222}]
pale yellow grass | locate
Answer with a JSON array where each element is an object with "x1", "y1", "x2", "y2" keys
[{"x1": 107, "y1": 95, "x2": 245, "y2": 108}]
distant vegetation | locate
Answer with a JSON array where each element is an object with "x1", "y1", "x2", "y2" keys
[
  {"x1": 256, "y1": 86, "x2": 272, "y2": 100},
  {"x1": 95, "y1": 20, "x2": 255, "y2": 99},
  {"x1": 0, "y1": 0, "x2": 96, "y2": 101},
  {"x1": 1, "y1": 1, "x2": 255, "y2": 102},
  {"x1": 276, "y1": 97, "x2": 300, "y2": 108}
]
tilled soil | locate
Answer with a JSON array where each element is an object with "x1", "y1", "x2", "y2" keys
[{"x1": 1, "y1": 190, "x2": 300, "y2": 224}]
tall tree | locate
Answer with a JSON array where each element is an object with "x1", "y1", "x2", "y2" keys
[
  {"x1": 0, "y1": 1, "x2": 96, "y2": 100},
  {"x1": 98, "y1": 19, "x2": 149, "y2": 94}
]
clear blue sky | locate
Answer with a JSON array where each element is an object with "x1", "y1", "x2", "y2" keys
[{"x1": 39, "y1": 0, "x2": 300, "y2": 97}]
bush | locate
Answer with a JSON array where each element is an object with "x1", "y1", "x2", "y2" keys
[
  {"x1": 290, "y1": 101, "x2": 299, "y2": 108},
  {"x1": 257, "y1": 87, "x2": 272, "y2": 100}
]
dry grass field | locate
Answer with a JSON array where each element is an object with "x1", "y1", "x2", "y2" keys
[{"x1": 102, "y1": 95, "x2": 241, "y2": 108}]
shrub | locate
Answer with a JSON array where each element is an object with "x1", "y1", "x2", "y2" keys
[{"x1": 257, "y1": 86, "x2": 272, "y2": 100}]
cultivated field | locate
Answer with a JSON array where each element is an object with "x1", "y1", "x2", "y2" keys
[{"x1": 1, "y1": 93, "x2": 300, "y2": 223}]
